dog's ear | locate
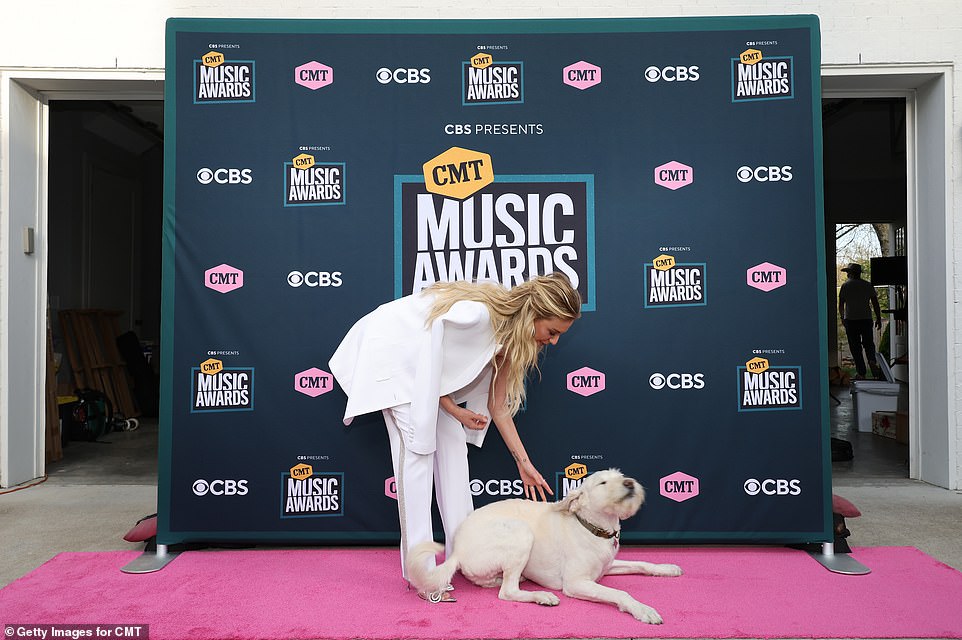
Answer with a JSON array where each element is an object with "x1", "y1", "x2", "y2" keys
[{"x1": 557, "y1": 486, "x2": 584, "y2": 514}]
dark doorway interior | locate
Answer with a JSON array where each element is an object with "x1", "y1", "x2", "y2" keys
[
  {"x1": 822, "y1": 97, "x2": 909, "y2": 480},
  {"x1": 47, "y1": 100, "x2": 164, "y2": 458}
]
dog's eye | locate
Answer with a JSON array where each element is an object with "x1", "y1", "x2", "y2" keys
[{"x1": 599, "y1": 481, "x2": 607, "y2": 485}]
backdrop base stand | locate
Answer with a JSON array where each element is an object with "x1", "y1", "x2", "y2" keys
[
  {"x1": 807, "y1": 542, "x2": 871, "y2": 575},
  {"x1": 121, "y1": 544, "x2": 180, "y2": 574}
]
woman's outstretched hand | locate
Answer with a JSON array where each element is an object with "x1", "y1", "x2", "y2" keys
[{"x1": 517, "y1": 458, "x2": 554, "y2": 501}]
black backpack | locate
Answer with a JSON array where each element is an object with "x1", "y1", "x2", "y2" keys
[{"x1": 70, "y1": 388, "x2": 113, "y2": 441}]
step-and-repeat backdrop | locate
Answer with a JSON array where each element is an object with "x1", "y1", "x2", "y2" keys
[{"x1": 160, "y1": 15, "x2": 830, "y2": 545}]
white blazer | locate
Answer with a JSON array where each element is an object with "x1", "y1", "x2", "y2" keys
[{"x1": 328, "y1": 293, "x2": 497, "y2": 454}]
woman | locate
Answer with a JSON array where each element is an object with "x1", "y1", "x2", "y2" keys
[{"x1": 328, "y1": 273, "x2": 581, "y2": 602}]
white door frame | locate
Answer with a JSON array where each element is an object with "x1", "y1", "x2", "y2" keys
[
  {"x1": 0, "y1": 65, "x2": 955, "y2": 490},
  {"x1": 823, "y1": 63, "x2": 955, "y2": 489},
  {"x1": 0, "y1": 69, "x2": 163, "y2": 488}
]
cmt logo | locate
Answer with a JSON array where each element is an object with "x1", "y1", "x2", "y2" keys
[
  {"x1": 385, "y1": 477, "x2": 398, "y2": 500},
  {"x1": 376, "y1": 67, "x2": 430, "y2": 84},
  {"x1": 743, "y1": 478, "x2": 802, "y2": 496},
  {"x1": 565, "y1": 463, "x2": 588, "y2": 480},
  {"x1": 654, "y1": 161, "x2": 693, "y2": 190},
  {"x1": 732, "y1": 49, "x2": 794, "y2": 102},
  {"x1": 281, "y1": 467, "x2": 343, "y2": 518},
  {"x1": 196, "y1": 167, "x2": 253, "y2": 185},
  {"x1": 648, "y1": 372, "x2": 705, "y2": 390},
  {"x1": 284, "y1": 153, "x2": 345, "y2": 206},
  {"x1": 194, "y1": 51, "x2": 254, "y2": 104},
  {"x1": 645, "y1": 255, "x2": 706, "y2": 308},
  {"x1": 736, "y1": 165, "x2": 793, "y2": 182},
  {"x1": 644, "y1": 65, "x2": 700, "y2": 82},
  {"x1": 660, "y1": 471, "x2": 699, "y2": 502},
  {"x1": 422, "y1": 146, "x2": 493, "y2": 200},
  {"x1": 191, "y1": 359, "x2": 254, "y2": 413},
  {"x1": 295, "y1": 61, "x2": 333, "y2": 90},
  {"x1": 747, "y1": 262, "x2": 787, "y2": 292},
  {"x1": 192, "y1": 479, "x2": 249, "y2": 496},
  {"x1": 567, "y1": 367, "x2": 605, "y2": 397},
  {"x1": 738, "y1": 358, "x2": 802, "y2": 412},
  {"x1": 205, "y1": 264, "x2": 244, "y2": 293},
  {"x1": 463, "y1": 53, "x2": 523, "y2": 106},
  {"x1": 563, "y1": 61, "x2": 601, "y2": 90},
  {"x1": 294, "y1": 367, "x2": 333, "y2": 397}
]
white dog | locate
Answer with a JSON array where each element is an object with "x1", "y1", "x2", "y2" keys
[{"x1": 407, "y1": 468, "x2": 682, "y2": 624}]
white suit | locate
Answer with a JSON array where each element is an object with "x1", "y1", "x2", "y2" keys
[{"x1": 329, "y1": 292, "x2": 497, "y2": 577}]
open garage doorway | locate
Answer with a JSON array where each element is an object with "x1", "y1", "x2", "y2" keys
[
  {"x1": 823, "y1": 97, "x2": 909, "y2": 480},
  {"x1": 45, "y1": 98, "x2": 163, "y2": 481}
]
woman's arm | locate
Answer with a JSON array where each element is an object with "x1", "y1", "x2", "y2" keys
[{"x1": 488, "y1": 356, "x2": 554, "y2": 501}]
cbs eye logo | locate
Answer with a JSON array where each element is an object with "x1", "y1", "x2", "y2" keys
[
  {"x1": 376, "y1": 67, "x2": 431, "y2": 84},
  {"x1": 736, "y1": 165, "x2": 793, "y2": 183},
  {"x1": 644, "y1": 65, "x2": 700, "y2": 82},
  {"x1": 286, "y1": 270, "x2": 343, "y2": 288},
  {"x1": 196, "y1": 167, "x2": 253, "y2": 185},
  {"x1": 192, "y1": 478, "x2": 249, "y2": 496},
  {"x1": 649, "y1": 372, "x2": 705, "y2": 390},
  {"x1": 743, "y1": 478, "x2": 801, "y2": 496}
]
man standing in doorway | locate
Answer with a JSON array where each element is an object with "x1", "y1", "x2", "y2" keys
[{"x1": 838, "y1": 262, "x2": 883, "y2": 380}]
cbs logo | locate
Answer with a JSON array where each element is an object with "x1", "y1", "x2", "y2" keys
[
  {"x1": 644, "y1": 65, "x2": 700, "y2": 82},
  {"x1": 649, "y1": 372, "x2": 705, "y2": 390},
  {"x1": 743, "y1": 478, "x2": 801, "y2": 496},
  {"x1": 469, "y1": 478, "x2": 525, "y2": 497},
  {"x1": 736, "y1": 166, "x2": 793, "y2": 182},
  {"x1": 287, "y1": 270, "x2": 343, "y2": 287},
  {"x1": 376, "y1": 67, "x2": 431, "y2": 84},
  {"x1": 196, "y1": 167, "x2": 253, "y2": 185},
  {"x1": 192, "y1": 479, "x2": 249, "y2": 496}
]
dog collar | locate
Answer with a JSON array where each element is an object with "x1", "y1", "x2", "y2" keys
[{"x1": 575, "y1": 513, "x2": 619, "y2": 543}]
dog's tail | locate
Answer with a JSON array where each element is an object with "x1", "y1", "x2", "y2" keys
[{"x1": 406, "y1": 541, "x2": 459, "y2": 596}]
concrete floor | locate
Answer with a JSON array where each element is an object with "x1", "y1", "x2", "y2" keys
[{"x1": 2, "y1": 385, "x2": 962, "y2": 589}]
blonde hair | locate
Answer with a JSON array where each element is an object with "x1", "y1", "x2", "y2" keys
[{"x1": 425, "y1": 273, "x2": 582, "y2": 416}]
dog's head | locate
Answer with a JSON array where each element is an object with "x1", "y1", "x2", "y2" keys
[{"x1": 558, "y1": 468, "x2": 645, "y2": 521}]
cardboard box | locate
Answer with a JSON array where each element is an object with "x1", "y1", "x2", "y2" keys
[
  {"x1": 895, "y1": 410, "x2": 909, "y2": 444},
  {"x1": 872, "y1": 411, "x2": 898, "y2": 439},
  {"x1": 851, "y1": 380, "x2": 900, "y2": 432},
  {"x1": 872, "y1": 410, "x2": 909, "y2": 443}
]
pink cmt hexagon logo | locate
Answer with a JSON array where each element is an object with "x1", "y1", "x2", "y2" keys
[
  {"x1": 294, "y1": 367, "x2": 333, "y2": 397},
  {"x1": 567, "y1": 366, "x2": 605, "y2": 397},
  {"x1": 204, "y1": 264, "x2": 243, "y2": 294},
  {"x1": 654, "y1": 161, "x2": 694, "y2": 190},
  {"x1": 747, "y1": 262, "x2": 787, "y2": 292},
  {"x1": 385, "y1": 476, "x2": 398, "y2": 500},
  {"x1": 295, "y1": 61, "x2": 334, "y2": 90},
  {"x1": 563, "y1": 61, "x2": 602, "y2": 90},
  {"x1": 660, "y1": 471, "x2": 699, "y2": 502}
]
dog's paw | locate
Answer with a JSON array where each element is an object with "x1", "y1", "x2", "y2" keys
[
  {"x1": 626, "y1": 602, "x2": 663, "y2": 624},
  {"x1": 652, "y1": 563, "x2": 683, "y2": 577},
  {"x1": 533, "y1": 591, "x2": 561, "y2": 606}
]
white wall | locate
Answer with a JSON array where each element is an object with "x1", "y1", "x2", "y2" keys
[
  {"x1": 1, "y1": 1, "x2": 959, "y2": 488},
  {"x1": 2, "y1": 2, "x2": 961, "y2": 70}
]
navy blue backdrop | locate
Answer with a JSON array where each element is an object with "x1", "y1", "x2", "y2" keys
[{"x1": 159, "y1": 15, "x2": 830, "y2": 545}]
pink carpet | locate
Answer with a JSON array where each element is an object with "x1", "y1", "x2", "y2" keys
[{"x1": 2, "y1": 546, "x2": 961, "y2": 639}]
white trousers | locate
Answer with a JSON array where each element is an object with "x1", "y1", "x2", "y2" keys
[{"x1": 382, "y1": 404, "x2": 474, "y2": 580}]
